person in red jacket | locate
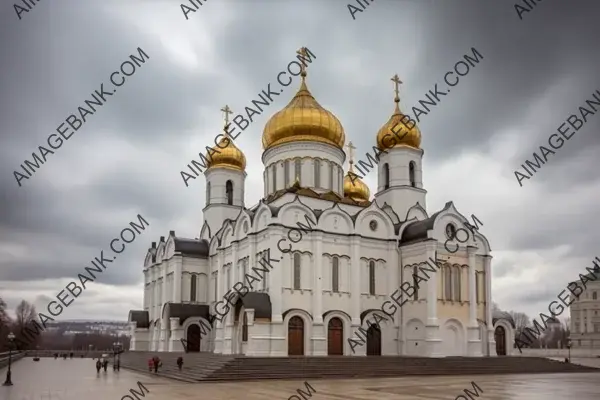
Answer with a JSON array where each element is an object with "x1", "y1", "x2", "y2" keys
[{"x1": 147, "y1": 357, "x2": 153, "y2": 372}]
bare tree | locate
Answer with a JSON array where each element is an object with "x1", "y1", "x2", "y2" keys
[
  {"x1": 509, "y1": 311, "x2": 531, "y2": 339},
  {"x1": 14, "y1": 300, "x2": 39, "y2": 349},
  {"x1": 0, "y1": 297, "x2": 11, "y2": 350}
]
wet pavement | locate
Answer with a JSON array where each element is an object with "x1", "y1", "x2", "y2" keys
[{"x1": 1, "y1": 357, "x2": 599, "y2": 399}]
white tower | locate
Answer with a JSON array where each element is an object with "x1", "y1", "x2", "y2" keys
[
  {"x1": 202, "y1": 105, "x2": 247, "y2": 237},
  {"x1": 373, "y1": 74, "x2": 427, "y2": 219}
]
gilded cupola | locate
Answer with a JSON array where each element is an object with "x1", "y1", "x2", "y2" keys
[
  {"x1": 343, "y1": 141, "x2": 370, "y2": 202},
  {"x1": 376, "y1": 74, "x2": 421, "y2": 151},
  {"x1": 206, "y1": 105, "x2": 246, "y2": 172},
  {"x1": 262, "y1": 47, "x2": 345, "y2": 151}
]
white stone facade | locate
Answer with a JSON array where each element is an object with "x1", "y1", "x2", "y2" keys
[{"x1": 128, "y1": 140, "x2": 514, "y2": 358}]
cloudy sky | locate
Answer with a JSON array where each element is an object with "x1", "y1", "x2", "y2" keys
[{"x1": 0, "y1": 0, "x2": 598, "y2": 323}]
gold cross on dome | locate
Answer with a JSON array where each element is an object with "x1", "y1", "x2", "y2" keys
[
  {"x1": 345, "y1": 141, "x2": 356, "y2": 171},
  {"x1": 297, "y1": 47, "x2": 309, "y2": 77},
  {"x1": 391, "y1": 74, "x2": 403, "y2": 99},
  {"x1": 220, "y1": 105, "x2": 233, "y2": 125}
]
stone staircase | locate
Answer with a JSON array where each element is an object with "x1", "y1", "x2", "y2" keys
[{"x1": 119, "y1": 352, "x2": 599, "y2": 382}]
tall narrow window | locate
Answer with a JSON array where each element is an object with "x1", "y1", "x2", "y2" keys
[
  {"x1": 445, "y1": 266, "x2": 453, "y2": 300},
  {"x1": 206, "y1": 182, "x2": 211, "y2": 205},
  {"x1": 273, "y1": 165, "x2": 278, "y2": 191},
  {"x1": 293, "y1": 253, "x2": 301, "y2": 290},
  {"x1": 242, "y1": 313, "x2": 248, "y2": 342},
  {"x1": 190, "y1": 275, "x2": 197, "y2": 302},
  {"x1": 454, "y1": 266, "x2": 461, "y2": 301},
  {"x1": 481, "y1": 272, "x2": 486, "y2": 303},
  {"x1": 295, "y1": 159, "x2": 302, "y2": 184},
  {"x1": 409, "y1": 161, "x2": 416, "y2": 187},
  {"x1": 227, "y1": 266, "x2": 231, "y2": 290},
  {"x1": 314, "y1": 160, "x2": 321, "y2": 188},
  {"x1": 383, "y1": 164, "x2": 390, "y2": 190},
  {"x1": 214, "y1": 274, "x2": 218, "y2": 301},
  {"x1": 328, "y1": 162, "x2": 334, "y2": 190},
  {"x1": 594, "y1": 292, "x2": 598, "y2": 300},
  {"x1": 475, "y1": 272, "x2": 480, "y2": 303},
  {"x1": 412, "y1": 265, "x2": 419, "y2": 300},
  {"x1": 226, "y1": 180, "x2": 233, "y2": 205},
  {"x1": 332, "y1": 257, "x2": 339, "y2": 293},
  {"x1": 284, "y1": 160, "x2": 290, "y2": 188},
  {"x1": 369, "y1": 261, "x2": 376, "y2": 295}
]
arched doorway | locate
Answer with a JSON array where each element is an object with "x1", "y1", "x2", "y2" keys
[
  {"x1": 186, "y1": 324, "x2": 201, "y2": 352},
  {"x1": 327, "y1": 318, "x2": 344, "y2": 355},
  {"x1": 494, "y1": 326, "x2": 506, "y2": 356},
  {"x1": 288, "y1": 316, "x2": 305, "y2": 355},
  {"x1": 366, "y1": 324, "x2": 381, "y2": 356}
]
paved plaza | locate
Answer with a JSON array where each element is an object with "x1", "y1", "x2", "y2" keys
[{"x1": 1, "y1": 358, "x2": 599, "y2": 399}]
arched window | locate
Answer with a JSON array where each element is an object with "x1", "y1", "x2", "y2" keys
[
  {"x1": 383, "y1": 164, "x2": 390, "y2": 190},
  {"x1": 412, "y1": 265, "x2": 419, "y2": 300},
  {"x1": 314, "y1": 159, "x2": 321, "y2": 188},
  {"x1": 369, "y1": 261, "x2": 376, "y2": 295},
  {"x1": 593, "y1": 291, "x2": 598, "y2": 300},
  {"x1": 190, "y1": 274, "x2": 197, "y2": 302},
  {"x1": 206, "y1": 182, "x2": 211, "y2": 205},
  {"x1": 293, "y1": 253, "x2": 301, "y2": 290},
  {"x1": 272, "y1": 165, "x2": 277, "y2": 191},
  {"x1": 242, "y1": 312, "x2": 248, "y2": 342},
  {"x1": 329, "y1": 162, "x2": 334, "y2": 190},
  {"x1": 409, "y1": 161, "x2": 416, "y2": 187},
  {"x1": 332, "y1": 257, "x2": 339, "y2": 293},
  {"x1": 454, "y1": 266, "x2": 461, "y2": 301},
  {"x1": 445, "y1": 266, "x2": 452, "y2": 300},
  {"x1": 262, "y1": 251, "x2": 269, "y2": 290},
  {"x1": 226, "y1": 180, "x2": 233, "y2": 205},
  {"x1": 284, "y1": 160, "x2": 290, "y2": 188},
  {"x1": 295, "y1": 159, "x2": 302, "y2": 184}
]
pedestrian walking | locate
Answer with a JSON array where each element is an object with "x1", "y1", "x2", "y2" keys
[
  {"x1": 176, "y1": 356, "x2": 183, "y2": 371},
  {"x1": 147, "y1": 357, "x2": 153, "y2": 372},
  {"x1": 102, "y1": 359, "x2": 108, "y2": 372},
  {"x1": 95, "y1": 359, "x2": 101, "y2": 373}
]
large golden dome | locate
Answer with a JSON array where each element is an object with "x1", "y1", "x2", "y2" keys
[
  {"x1": 343, "y1": 141, "x2": 370, "y2": 202},
  {"x1": 376, "y1": 75, "x2": 421, "y2": 150},
  {"x1": 206, "y1": 105, "x2": 246, "y2": 172},
  {"x1": 262, "y1": 70, "x2": 345, "y2": 150}
]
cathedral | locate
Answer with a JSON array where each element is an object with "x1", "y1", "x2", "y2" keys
[{"x1": 128, "y1": 59, "x2": 515, "y2": 357}]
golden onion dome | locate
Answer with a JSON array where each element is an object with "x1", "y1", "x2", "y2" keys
[
  {"x1": 376, "y1": 75, "x2": 421, "y2": 150},
  {"x1": 343, "y1": 141, "x2": 370, "y2": 202},
  {"x1": 206, "y1": 105, "x2": 246, "y2": 172},
  {"x1": 262, "y1": 63, "x2": 345, "y2": 150}
]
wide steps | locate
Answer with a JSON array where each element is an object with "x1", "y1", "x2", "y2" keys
[{"x1": 118, "y1": 353, "x2": 599, "y2": 382}]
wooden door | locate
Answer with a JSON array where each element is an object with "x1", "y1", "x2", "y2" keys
[
  {"x1": 366, "y1": 324, "x2": 381, "y2": 356},
  {"x1": 288, "y1": 316, "x2": 305, "y2": 355},
  {"x1": 495, "y1": 326, "x2": 506, "y2": 356},
  {"x1": 187, "y1": 324, "x2": 201, "y2": 352},
  {"x1": 327, "y1": 318, "x2": 344, "y2": 355}
]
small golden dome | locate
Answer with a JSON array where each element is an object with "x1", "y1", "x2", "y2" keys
[
  {"x1": 262, "y1": 74, "x2": 345, "y2": 150},
  {"x1": 207, "y1": 105, "x2": 246, "y2": 172},
  {"x1": 343, "y1": 167, "x2": 370, "y2": 202},
  {"x1": 376, "y1": 75, "x2": 421, "y2": 150},
  {"x1": 206, "y1": 135, "x2": 246, "y2": 172},
  {"x1": 343, "y1": 141, "x2": 370, "y2": 202}
]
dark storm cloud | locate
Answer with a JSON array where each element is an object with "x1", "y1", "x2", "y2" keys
[{"x1": 1, "y1": 0, "x2": 599, "y2": 320}]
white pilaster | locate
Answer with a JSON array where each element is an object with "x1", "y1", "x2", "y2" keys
[
  {"x1": 466, "y1": 246, "x2": 482, "y2": 356},
  {"x1": 424, "y1": 241, "x2": 442, "y2": 356},
  {"x1": 174, "y1": 256, "x2": 182, "y2": 302},
  {"x1": 351, "y1": 237, "x2": 361, "y2": 326},
  {"x1": 484, "y1": 255, "x2": 495, "y2": 356},
  {"x1": 269, "y1": 228, "x2": 283, "y2": 322}
]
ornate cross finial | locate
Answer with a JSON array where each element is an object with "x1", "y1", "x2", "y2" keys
[
  {"x1": 297, "y1": 47, "x2": 309, "y2": 79},
  {"x1": 345, "y1": 141, "x2": 356, "y2": 172},
  {"x1": 220, "y1": 105, "x2": 233, "y2": 125},
  {"x1": 391, "y1": 74, "x2": 403, "y2": 101}
]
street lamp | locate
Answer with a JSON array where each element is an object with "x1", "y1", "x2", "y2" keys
[
  {"x1": 112, "y1": 342, "x2": 117, "y2": 370},
  {"x1": 3, "y1": 332, "x2": 15, "y2": 386},
  {"x1": 567, "y1": 339, "x2": 572, "y2": 363}
]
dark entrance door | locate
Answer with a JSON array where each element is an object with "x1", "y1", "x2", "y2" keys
[
  {"x1": 495, "y1": 326, "x2": 506, "y2": 356},
  {"x1": 288, "y1": 316, "x2": 305, "y2": 355},
  {"x1": 366, "y1": 324, "x2": 381, "y2": 356},
  {"x1": 327, "y1": 318, "x2": 344, "y2": 355},
  {"x1": 186, "y1": 324, "x2": 201, "y2": 352}
]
